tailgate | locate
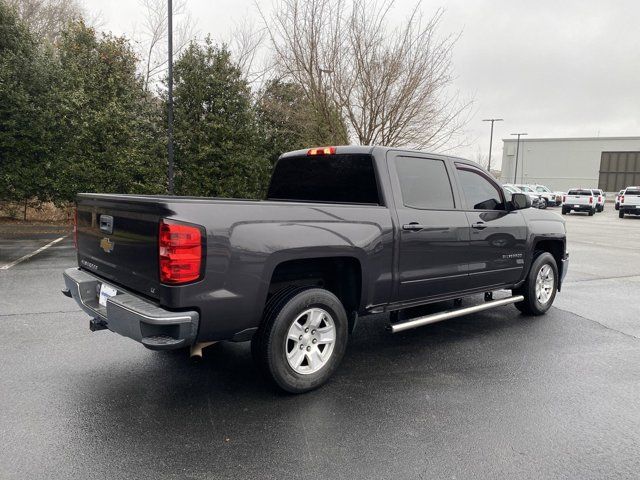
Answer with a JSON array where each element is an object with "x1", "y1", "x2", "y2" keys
[
  {"x1": 566, "y1": 194, "x2": 591, "y2": 204},
  {"x1": 623, "y1": 190, "x2": 640, "y2": 206},
  {"x1": 76, "y1": 196, "x2": 163, "y2": 299}
]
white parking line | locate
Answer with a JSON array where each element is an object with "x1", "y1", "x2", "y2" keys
[{"x1": 0, "y1": 235, "x2": 68, "y2": 270}]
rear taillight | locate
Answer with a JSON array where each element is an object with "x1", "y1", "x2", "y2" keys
[
  {"x1": 589, "y1": 196, "x2": 593, "y2": 204},
  {"x1": 563, "y1": 195, "x2": 566, "y2": 203},
  {"x1": 598, "y1": 196, "x2": 602, "y2": 203},
  {"x1": 621, "y1": 195, "x2": 625, "y2": 204},
  {"x1": 73, "y1": 207, "x2": 78, "y2": 249},
  {"x1": 159, "y1": 220, "x2": 203, "y2": 284}
]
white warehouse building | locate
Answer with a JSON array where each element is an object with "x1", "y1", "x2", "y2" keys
[{"x1": 499, "y1": 136, "x2": 640, "y2": 193}]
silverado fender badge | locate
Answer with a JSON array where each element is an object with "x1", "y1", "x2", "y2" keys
[{"x1": 100, "y1": 237, "x2": 114, "y2": 253}]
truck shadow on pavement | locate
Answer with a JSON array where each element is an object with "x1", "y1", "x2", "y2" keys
[{"x1": 62, "y1": 303, "x2": 553, "y2": 472}]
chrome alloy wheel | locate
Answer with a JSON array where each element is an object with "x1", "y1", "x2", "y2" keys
[
  {"x1": 535, "y1": 264, "x2": 555, "y2": 305},
  {"x1": 285, "y1": 308, "x2": 336, "y2": 375}
]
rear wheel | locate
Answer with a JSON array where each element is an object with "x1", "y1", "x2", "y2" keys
[
  {"x1": 251, "y1": 288, "x2": 348, "y2": 393},
  {"x1": 588, "y1": 208, "x2": 595, "y2": 216},
  {"x1": 514, "y1": 251, "x2": 558, "y2": 316},
  {"x1": 615, "y1": 204, "x2": 620, "y2": 211},
  {"x1": 561, "y1": 207, "x2": 568, "y2": 215},
  {"x1": 619, "y1": 209, "x2": 625, "y2": 218}
]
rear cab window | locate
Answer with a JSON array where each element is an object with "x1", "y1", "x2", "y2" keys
[
  {"x1": 268, "y1": 154, "x2": 381, "y2": 205},
  {"x1": 568, "y1": 190, "x2": 593, "y2": 196},
  {"x1": 625, "y1": 188, "x2": 640, "y2": 195}
]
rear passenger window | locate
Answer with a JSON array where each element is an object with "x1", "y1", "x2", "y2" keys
[
  {"x1": 395, "y1": 157, "x2": 455, "y2": 209},
  {"x1": 456, "y1": 167, "x2": 505, "y2": 210}
]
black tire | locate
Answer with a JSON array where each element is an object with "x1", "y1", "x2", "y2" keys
[
  {"x1": 588, "y1": 208, "x2": 595, "y2": 216},
  {"x1": 561, "y1": 207, "x2": 568, "y2": 215},
  {"x1": 513, "y1": 251, "x2": 558, "y2": 316},
  {"x1": 251, "y1": 288, "x2": 348, "y2": 393},
  {"x1": 615, "y1": 204, "x2": 620, "y2": 211},
  {"x1": 539, "y1": 199, "x2": 547, "y2": 209},
  {"x1": 619, "y1": 209, "x2": 625, "y2": 219}
]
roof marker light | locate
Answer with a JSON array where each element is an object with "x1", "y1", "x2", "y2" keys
[{"x1": 307, "y1": 146, "x2": 336, "y2": 156}]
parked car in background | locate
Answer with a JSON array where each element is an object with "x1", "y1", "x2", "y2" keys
[
  {"x1": 514, "y1": 184, "x2": 546, "y2": 208},
  {"x1": 504, "y1": 184, "x2": 542, "y2": 208},
  {"x1": 530, "y1": 184, "x2": 558, "y2": 206},
  {"x1": 619, "y1": 186, "x2": 640, "y2": 218},
  {"x1": 554, "y1": 191, "x2": 566, "y2": 206},
  {"x1": 615, "y1": 190, "x2": 624, "y2": 210},
  {"x1": 562, "y1": 189, "x2": 596, "y2": 216},
  {"x1": 591, "y1": 189, "x2": 605, "y2": 212}
]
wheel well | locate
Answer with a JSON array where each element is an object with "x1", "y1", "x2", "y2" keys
[
  {"x1": 268, "y1": 257, "x2": 362, "y2": 321},
  {"x1": 534, "y1": 239, "x2": 565, "y2": 286}
]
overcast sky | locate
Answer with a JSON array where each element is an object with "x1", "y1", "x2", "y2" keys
[{"x1": 83, "y1": 0, "x2": 640, "y2": 168}]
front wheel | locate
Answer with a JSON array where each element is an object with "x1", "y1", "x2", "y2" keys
[
  {"x1": 514, "y1": 252, "x2": 558, "y2": 316},
  {"x1": 252, "y1": 288, "x2": 348, "y2": 393}
]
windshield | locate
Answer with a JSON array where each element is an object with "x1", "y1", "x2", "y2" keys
[{"x1": 535, "y1": 186, "x2": 550, "y2": 193}]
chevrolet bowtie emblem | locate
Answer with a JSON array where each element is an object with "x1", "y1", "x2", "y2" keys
[{"x1": 100, "y1": 237, "x2": 114, "y2": 253}]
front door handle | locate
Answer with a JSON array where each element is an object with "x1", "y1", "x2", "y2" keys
[
  {"x1": 402, "y1": 222, "x2": 425, "y2": 232},
  {"x1": 471, "y1": 222, "x2": 487, "y2": 230}
]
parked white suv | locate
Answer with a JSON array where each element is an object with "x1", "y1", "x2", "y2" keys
[
  {"x1": 504, "y1": 184, "x2": 542, "y2": 208},
  {"x1": 591, "y1": 189, "x2": 605, "y2": 212},
  {"x1": 619, "y1": 186, "x2": 640, "y2": 218},
  {"x1": 529, "y1": 184, "x2": 558, "y2": 206},
  {"x1": 615, "y1": 190, "x2": 624, "y2": 210},
  {"x1": 514, "y1": 184, "x2": 546, "y2": 208},
  {"x1": 562, "y1": 189, "x2": 596, "y2": 216}
]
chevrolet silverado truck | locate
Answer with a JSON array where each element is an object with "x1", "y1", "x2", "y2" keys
[
  {"x1": 619, "y1": 186, "x2": 640, "y2": 218},
  {"x1": 62, "y1": 146, "x2": 569, "y2": 393},
  {"x1": 561, "y1": 189, "x2": 596, "y2": 215}
]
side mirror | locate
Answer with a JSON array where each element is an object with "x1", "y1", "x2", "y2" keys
[{"x1": 511, "y1": 192, "x2": 531, "y2": 210}]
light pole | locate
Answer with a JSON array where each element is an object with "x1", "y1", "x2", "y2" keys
[
  {"x1": 482, "y1": 118, "x2": 503, "y2": 173},
  {"x1": 511, "y1": 133, "x2": 527, "y2": 183},
  {"x1": 167, "y1": 0, "x2": 174, "y2": 194}
]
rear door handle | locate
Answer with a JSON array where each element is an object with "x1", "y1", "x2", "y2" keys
[
  {"x1": 402, "y1": 222, "x2": 425, "y2": 232},
  {"x1": 471, "y1": 222, "x2": 487, "y2": 230}
]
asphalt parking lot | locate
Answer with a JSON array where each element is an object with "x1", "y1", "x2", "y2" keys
[{"x1": 1, "y1": 207, "x2": 639, "y2": 479}]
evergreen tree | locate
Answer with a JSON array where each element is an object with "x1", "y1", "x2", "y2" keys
[
  {"x1": 171, "y1": 39, "x2": 270, "y2": 198},
  {"x1": 52, "y1": 21, "x2": 166, "y2": 202},
  {"x1": 0, "y1": 2, "x2": 58, "y2": 215},
  {"x1": 257, "y1": 79, "x2": 349, "y2": 165}
]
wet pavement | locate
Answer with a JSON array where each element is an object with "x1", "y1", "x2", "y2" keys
[{"x1": 1, "y1": 208, "x2": 639, "y2": 479}]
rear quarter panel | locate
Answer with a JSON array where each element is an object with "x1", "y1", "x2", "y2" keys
[{"x1": 160, "y1": 201, "x2": 394, "y2": 341}]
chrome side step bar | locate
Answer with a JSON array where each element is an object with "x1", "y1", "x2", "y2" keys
[{"x1": 388, "y1": 295, "x2": 525, "y2": 333}]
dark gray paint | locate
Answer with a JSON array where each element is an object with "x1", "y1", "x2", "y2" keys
[{"x1": 73, "y1": 146, "x2": 567, "y2": 343}]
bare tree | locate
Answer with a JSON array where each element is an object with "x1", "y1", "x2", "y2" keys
[
  {"x1": 137, "y1": 0, "x2": 197, "y2": 90},
  {"x1": 262, "y1": 0, "x2": 471, "y2": 150},
  {"x1": 228, "y1": 19, "x2": 273, "y2": 88},
  {"x1": 6, "y1": 0, "x2": 95, "y2": 42},
  {"x1": 474, "y1": 146, "x2": 489, "y2": 170}
]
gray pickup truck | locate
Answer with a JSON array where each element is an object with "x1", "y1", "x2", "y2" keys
[{"x1": 63, "y1": 146, "x2": 569, "y2": 392}]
